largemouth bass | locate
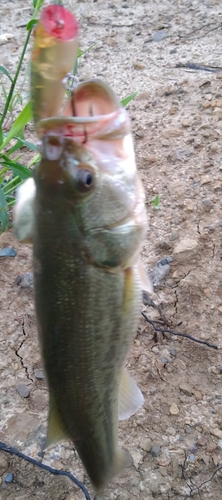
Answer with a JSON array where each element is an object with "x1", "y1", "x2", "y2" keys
[
  {"x1": 14, "y1": 80, "x2": 152, "y2": 495},
  {"x1": 31, "y1": 4, "x2": 79, "y2": 132}
]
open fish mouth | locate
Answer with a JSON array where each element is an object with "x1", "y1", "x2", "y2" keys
[{"x1": 37, "y1": 80, "x2": 130, "y2": 142}]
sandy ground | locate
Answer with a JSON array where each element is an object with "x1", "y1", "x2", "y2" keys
[{"x1": 1, "y1": 0, "x2": 222, "y2": 498}]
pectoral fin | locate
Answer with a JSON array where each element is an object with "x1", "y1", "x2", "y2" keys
[
  {"x1": 13, "y1": 178, "x2": 36, "y2": 243},
  {"x1": 118, "y1": 368, "x2": 144, "y2": 421},
  {"x1": 44, "y1": 396, "x2": 67, "y2": 449},
  {"x1": 138, "y1": 260, "x2": 153, "y2": 293}
]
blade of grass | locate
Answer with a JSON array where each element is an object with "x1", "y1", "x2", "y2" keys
[
  {"x1": 0, "y1": 123, "x2": 3, "y2": 147},
  {"x1": 0, "y1": 186, "x2": 8, "y2": 233},
  {"x1": 0, "y1": 65, "x2": 13, "y2": 83},
  {"x1": 0, "y1": 102, "x2": 32, "y2": 151},
  {"x1": 121, "y1": 90, "x2": 139, "y2": 107},
  {"x1": 0, "y1": 159, "x2": 33, "y2": 179}
]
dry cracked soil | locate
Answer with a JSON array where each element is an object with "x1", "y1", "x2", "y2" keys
[{"x1": 1, "y1": 0, "x2": 222, "y2": 499}]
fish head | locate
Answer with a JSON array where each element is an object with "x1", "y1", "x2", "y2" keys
[{"x1": 36, "y1": 80, "x2": 147, "y2": 232}]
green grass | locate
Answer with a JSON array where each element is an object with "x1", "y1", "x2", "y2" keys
[{"x1": 0, "y1": 0, "x2": 153, "y2": 234}]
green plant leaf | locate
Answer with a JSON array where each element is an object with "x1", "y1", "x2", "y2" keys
[
  {"x1": 78, "y1": 43, "x2": 97, "y2": 58},
  {"x1": 27, "y1": 19, "x2": 38, "y2": 31},
  {"x1": 33, "y1": 0, "x2": 44, "y2": 8},
  {"x1": 0, "y1": 123, "x2": 3, "y2": 147},
  {"x1": 0, "y1": 65, "x2": 13, "y2": 83},
  {"x1": 0, "y1": 157, "x2": 33, "y2": 179},
  {"x1": 0, "y1": 186, "x2": 8, "y2": 233},
  {"x1": 5, "y1": 195, "x2": 15, "y2": 206},
  {"x1": 151, "y1": 195, "x2": 160, "y2": 209},
  {"x1": 14, "y1": 136, "x2": 38, "y2": 151},
  {"x1": 0, "y1": 102, "x2": 32, "y2": 151},
  {"x1": 121, "y1": 91, "x2": 139, "y2": 107}
]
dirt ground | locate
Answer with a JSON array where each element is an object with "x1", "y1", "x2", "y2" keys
[{"x1": 1, "y1": 0, "x2": 222, "y2": 498}]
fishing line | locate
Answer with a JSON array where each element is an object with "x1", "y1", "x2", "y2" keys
[
  {"x1": 0, "y1": 441, "x2": 92, "y2": 500},
  {"x1": 141, "y1": 311, "x2": 218, "y2": 350}
]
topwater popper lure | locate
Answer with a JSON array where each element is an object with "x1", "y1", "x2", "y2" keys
[
  {"x1": 31, "y1": 3, "x2": 79, "y2": 133},
  {"x1": 14, "y1": 4, "x2": 153, "y2": 497}
]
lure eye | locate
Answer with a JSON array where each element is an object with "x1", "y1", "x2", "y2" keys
[{"x1": 76, "y1": 168, "x2": 94, "y2": 192}]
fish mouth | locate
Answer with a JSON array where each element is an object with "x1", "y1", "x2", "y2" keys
[{"x1": 37, "y1": 80, "x2": 130, "y2": 141}]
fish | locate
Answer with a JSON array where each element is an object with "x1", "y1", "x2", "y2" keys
[
  {"x1": 14, "y1": 80, "x2": 153, "y2": 495},
  {"x1": 31, "y1": 4, "x2": 79, "y2": 133}
]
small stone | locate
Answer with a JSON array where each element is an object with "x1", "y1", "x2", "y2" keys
[
  {"x1": 179, "y1": 383, "x2": 192, "y2": 396},
  {"x1": 202, "y1": 101, "x2": 211, "y2": 109},
  {"x1": 150, "y1": 445, "x2": 161, "y2": 457},
  {"x1": 185, "y1": 425, "x2": 192, "y2": 434},
  {"x1": 133, "y1": 62, "x2": 145, "y2": 70},
  {"x1": 161, "y1": 138, "x2": 170, "y2": 147},
  {"x1": 160, "y1": 349, "x2": 172, "y2": 363},
  {"x1": 131, "y1": 450, "x2": 143, "y2": 468},
  {"x1": 210, "y1": 428, "x2": 222, "y2": 439},
  {"x1": 157, "y1": 457, "x2": 170, "y2": 467},
  {"x1": 34, "y1": 369, "x2": 44, "y2": 380},
  {"x1": 218, "y1": 439, "x2": 222, "y2": 449},
  {"x1": 151, "y1": 258, "x2": 172, "y2": 286},
  {"x1": 0, "y1": 247, "x2": 17, "y2": 257},
  {"x1": 201, "y1": 175, "x2": 211, "y2": 185},
  {"x1": 203, "y1": 288, "x2": 211, "y2": 298},
  {"x1": 116, "y1": 492, "x2": 130, "y2": 500},
  {"x1": 152, "y1": 30, "x2": 168, "y2": 41},
  {"x1": 162, "y1": 127, "x2": 184, "y2": 138},
  {"x1": 197, "y1": 436, "x2": 207, "y2": 446},
  {"x1": 170, "y1": 231, "x2": 179, "y2": 241},
  {"x1": 152, "y1": 347, "x2": 159, "y2": 354},
  {"x1": 201, "y1": 129, "x2": 210, "y2": 138},
  {"x1": 16, "y1": 385, "x2": 30, "y2": 398},
  {"x1": 189, "y1": 454, "x2": 195, "y2": 461},
  {"x1": 212, "y1": 454, "x2": 220, "y2": 466},
  {"x1": 4, "y1": 473, "x2": 13, "y2": 483},
  {"x1": 182, "y1": 119, "x2": 190, "y2": 127},
  {"x1": 218, "y1": 306, "x2": 222, "y2": 314},
  {"x1": 206, "y1": 441, "x2": 217, "y2": 453},
  {"x1": 192, "y1": 390, "x2": 202, "y2": 401},
  {"x1": 161, "y1": 358, "x2": 169, "y2": 365},
  {"x1": 173, "y1": 238, "x2": 198, "y2": 256},
  {"x1": 202, "y1": 198, "x2": 214, "y2": 211},
  {"x1": 140, "y1": 438, "x2": 152, "y2": 452},
  {"x1": 135, "y1": 130, "x2": 144, "y2": 138},
  {"x1": 16, "y1": 272, "x2": 33, "y2": 289},
  {"x1": 211, "y1": 366, "x2": 219, "y2": 374},
  {"x1": 169, "y1": 349, "x2": 176, "y2": 357},
  {"x1": 170, "y1": 403, "x2": 179, "y2": 415}
]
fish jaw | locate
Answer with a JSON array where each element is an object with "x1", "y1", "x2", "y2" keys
[
  {"x1": 37, "y1": 79, "x2": 130, "y2": 140},
  {"x1": 31, "y1": 4, "x2": 79, "y2": 131}
]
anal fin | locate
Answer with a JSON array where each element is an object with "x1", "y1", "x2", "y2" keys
[
  {"x1": 138, "y1": 260, "x2": 153, "y2": 294},
  {"x1": 44, "y1": 396, "x2": 68, "y2": 449},
  {"x1": 118, "y1": 368, "x2": 144, "y2": 421}
]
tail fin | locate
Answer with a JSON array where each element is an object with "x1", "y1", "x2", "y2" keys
[{"x1": 94, "y1": 447, "x2": 132, "y2": 498}]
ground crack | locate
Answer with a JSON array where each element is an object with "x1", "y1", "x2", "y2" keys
[
  {"x1": 15, "y1": 319, "x2": 33, "y2": 382},
  {"x1": 173, "y1": 288, "x2": 179, "y2": 317}
]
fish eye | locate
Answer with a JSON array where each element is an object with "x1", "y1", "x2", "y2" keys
[{"x1": 76, "y1": 168, "x2": 94, "y2": 192}]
